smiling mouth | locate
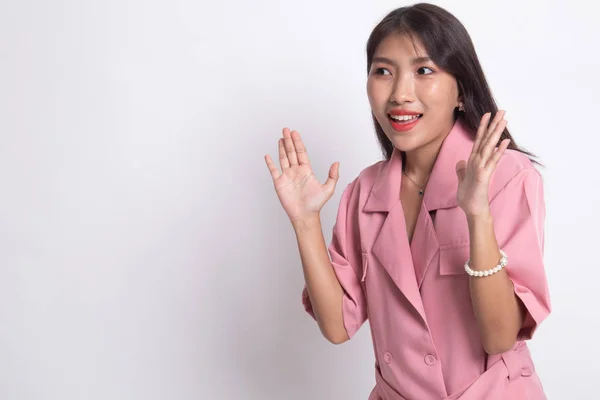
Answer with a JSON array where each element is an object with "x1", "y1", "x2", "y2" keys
[{"x1": 388, "y1": 114, "x2": 423, "y2": 123}]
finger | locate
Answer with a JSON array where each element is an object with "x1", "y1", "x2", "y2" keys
[
  {"x1": 278, "y1": 137, "x2": 290, "y2": 170},
  {"x1": 484, "y1": 110, "x2": 506, "y2": 143},
  {"x1": 292, "y1": 130, "x2": 310, "y2": 166},
  {"x1": 480, "y1": 118, "x2": 507, "y2": 163},
  {"x1": 323, "y1": 161, "x2": 340, "y2": 195},
  {"x1": 264, "y1": 154, "x2": 281, "y2": 180},
  {"x1": 476, "y1": 110, "x2": 504, "y2": 158},
  {"x1": 455, "y1": 159, "x2": 467, "y2": 183},
  {"x1": 283, "y1": 128, "x2": 299, "y2": 166},
  {"x1": 486, "y1": 138, "x2": 510, "y2": 171},
  {"x1": 471, "y1": 112, "x2": 491, "y2": 157}
]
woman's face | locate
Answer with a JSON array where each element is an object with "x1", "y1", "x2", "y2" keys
[{"x1": 367, "y1": 33, "x2": 461, "y2": 152}]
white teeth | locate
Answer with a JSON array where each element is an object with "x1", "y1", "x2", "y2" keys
[{"x1": 390, "y1": 114, "x2": 420, "y2": 121}]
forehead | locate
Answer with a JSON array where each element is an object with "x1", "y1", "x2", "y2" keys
[{"x1": 374, "y1": 32, "x2": 428, "y2": 59}]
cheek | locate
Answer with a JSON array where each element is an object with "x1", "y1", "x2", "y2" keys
[
  {"x1": 366, "y1": 80, "x2": 375, "y2": 104},
  {"x1": 417, "y1": 79, "x2": 458, "y2": 108},
  {"x1": 418, "y1": 81, "x2": 444, "y2": 102},
  {"x1": 366, "y1": 80, "x2": 388, "y2": 109}
]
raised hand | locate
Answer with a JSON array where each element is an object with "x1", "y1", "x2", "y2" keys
[
  {"x1": 264, "y1": 128, "x2": 340, "y2": 223},
  {"x1": 455, "y1": 110, "x2": 511, "y2": 218}
]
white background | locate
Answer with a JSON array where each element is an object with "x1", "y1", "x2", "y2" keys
[{"x1": 0, "y1": 0, "x2": 598, "y2": 399}]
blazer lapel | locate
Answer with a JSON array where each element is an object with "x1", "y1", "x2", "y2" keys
[
  {"x1": 365, "y1": 144, "x2": 427, "y2": 323},
  {"x1": 413, "y1": 119, "x2": 475, "y2": 286},
  {"x1": 410, "y1": 200, "x2": 439, "y2": 288},
  {"x1": 363, "y1": 119, "x2": 476, "y2": 321},
  {"x1": 422, "y1": 118, "x2": 474, "y2": 212}
]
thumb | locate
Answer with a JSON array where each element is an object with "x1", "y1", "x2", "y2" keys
[
  {"x1": 455, "y1": 160, "x2": 467, "y2": 183},
  {"x1": 324, "y1": 161, "x2": 340, "y2": 196}
]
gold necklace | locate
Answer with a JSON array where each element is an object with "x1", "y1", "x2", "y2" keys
[{"x1": 402, "y1": 167, "x2": 428, "y2": 196}]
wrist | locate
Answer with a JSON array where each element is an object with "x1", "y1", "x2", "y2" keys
[
  {"x1": 466, "y1": 211, "x2": 494, "y2": 245},
  {"x1": 466, "y1": 209, "x2": 493, "y2": 225},
  {"x1": 291, "y1": 213, "x2": 322, "y2": 233}
]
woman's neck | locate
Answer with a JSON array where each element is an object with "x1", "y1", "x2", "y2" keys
[
  {"x1": 402, "y1": 120, "x2": 455, "y2": 181},
  {"x1": 402, "y1": 139, "x2": 443, "y2": 182}
]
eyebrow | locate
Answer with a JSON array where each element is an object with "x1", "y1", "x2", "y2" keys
[{"x1": 372, "y1": 56, "x2": 432, "y2": 66}]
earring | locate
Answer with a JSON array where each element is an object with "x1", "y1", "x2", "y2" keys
[{"x1": 458, "y1": 103, "x2": 465, "y2": 112}]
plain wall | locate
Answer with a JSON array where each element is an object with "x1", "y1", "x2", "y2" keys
[{"x1": 0, "y1": 0, "x2": 598, "y2": 398}]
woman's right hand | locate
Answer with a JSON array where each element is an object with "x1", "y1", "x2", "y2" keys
[{"x1": 264, "y1": 128, "x2": 340, "y2": 224}]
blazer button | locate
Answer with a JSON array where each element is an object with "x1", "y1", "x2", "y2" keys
[
  {"x1": 424, "y1": 354, "x2": 437, "y2": 366},
  {"x1": 383, "y1": 352, "x2": 393, "y2": 364}
]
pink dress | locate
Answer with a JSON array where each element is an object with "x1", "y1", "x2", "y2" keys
[{"x1": 302, "y1": 119, "x2": 551, "y2": 399}]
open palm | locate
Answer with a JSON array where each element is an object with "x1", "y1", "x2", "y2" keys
[
  {"x1": 455, "y1": 110, "x2": 510, "y2": 217},
  {"x1": 264, "y1": 128, "x2": 339, "y2": 222}
]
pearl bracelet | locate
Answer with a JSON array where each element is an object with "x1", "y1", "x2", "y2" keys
[{"x1": 464, "y1": 249, "x2": 508, "y2": 277}]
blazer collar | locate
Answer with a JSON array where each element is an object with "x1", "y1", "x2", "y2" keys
[{"x1": 364, "y1": 118, "x2": 475, "y2": 213}]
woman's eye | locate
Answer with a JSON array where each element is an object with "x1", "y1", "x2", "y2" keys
[
  {"x1": 417, "y1": 67, "x2": 434, "y2": 75},
  {"x1": 374, "y1": 68, "x2": 391, "y2": 76}
]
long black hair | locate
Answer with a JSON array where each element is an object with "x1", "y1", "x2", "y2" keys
[{"x1": 366, "y1": 3, "x2": 540, "y2": 165}]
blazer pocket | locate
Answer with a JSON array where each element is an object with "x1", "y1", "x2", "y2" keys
[{"x1": 439, "y1": 243, "x2": 470, "y2": 276}]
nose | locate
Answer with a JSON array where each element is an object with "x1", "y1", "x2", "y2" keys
[{"x1": 390, "y1": 73, "x2": 415, "y2": 104}]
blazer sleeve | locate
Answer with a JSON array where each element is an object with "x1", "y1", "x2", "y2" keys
[
  {"x1": 490, "y1": 167, "x2": 551, "y2": 341},
  {"x1": 301, "y1": 181, "x2": 367, "y2": 339}
]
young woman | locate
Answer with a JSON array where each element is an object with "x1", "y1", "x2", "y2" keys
[{"x1": 264, "y1": 3, "x2": 550, "y2": 399}]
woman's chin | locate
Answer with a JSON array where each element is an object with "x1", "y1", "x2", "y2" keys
[{"x1": 386, "y1": 133, "x2": 423, "y2": 152}]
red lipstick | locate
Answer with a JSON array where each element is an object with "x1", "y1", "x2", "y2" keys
[{"x1": 388, "y1": 110, "x2": 422, "y2": 132}]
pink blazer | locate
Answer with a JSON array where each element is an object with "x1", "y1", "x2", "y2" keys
[{"x1": 302, "y1": 119, "x2": 551, "y2": 400}]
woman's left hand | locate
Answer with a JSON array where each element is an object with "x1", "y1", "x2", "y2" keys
[{"x1": 455, "y1": 110, "x2": 511, "y2": 218}]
